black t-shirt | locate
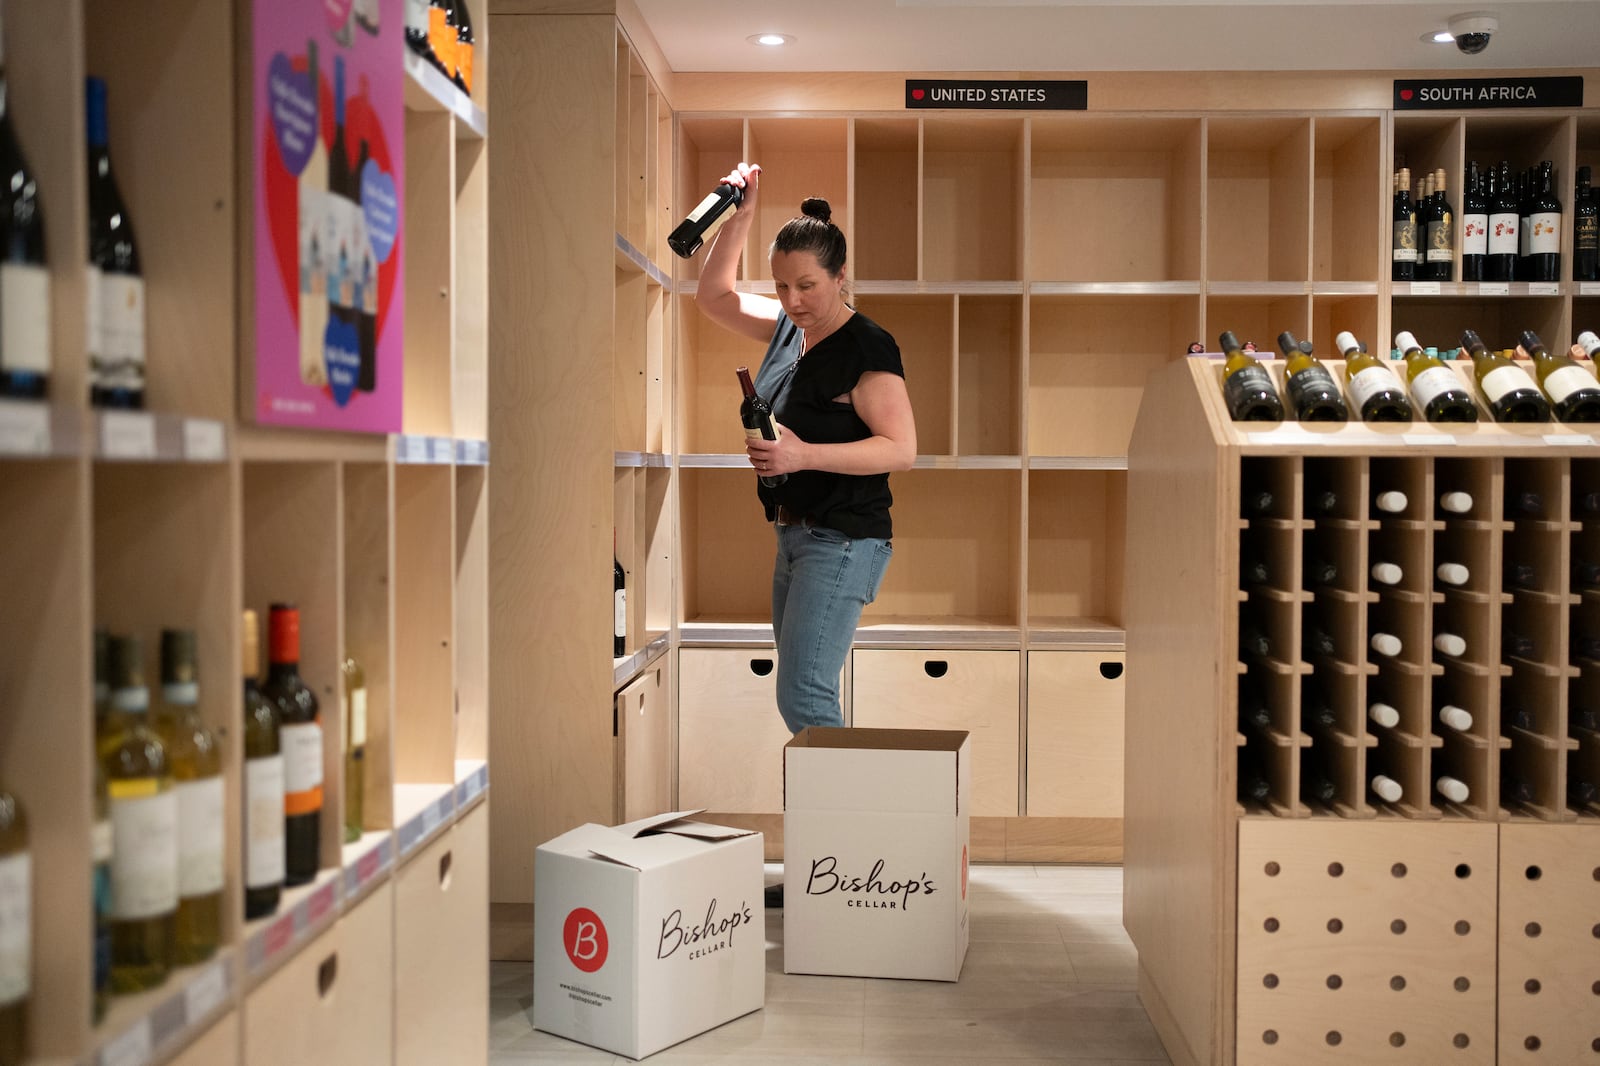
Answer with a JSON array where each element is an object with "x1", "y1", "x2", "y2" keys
[{"x1": 752, "y1": 310, "x2": 905, "y2": 540}]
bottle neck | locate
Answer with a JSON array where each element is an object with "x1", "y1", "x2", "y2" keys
[{"x1": 267, "y1": 659, "x2": 302, "y2": 683}]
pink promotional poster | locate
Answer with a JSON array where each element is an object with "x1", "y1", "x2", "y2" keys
[{"x1": 253, "y1": 0, "x2": 402, "y2": 432}]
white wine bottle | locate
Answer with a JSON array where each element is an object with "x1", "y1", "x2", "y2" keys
[
  {"x1": 1394, "y1": 331, "x2": 1478, "y2": 423},
  {"x1": 0, "y1": 775, "x2": 27, "y2": 1064},
  {"x1": 1374, "y1": 490, "x2": 1408, "y2": 514},
  {"x1": 1436, "y1": 561, "x2": 1470, "y2": 586},
  {"x1": 1439, "y1": 490, "x2": 1474, "y2": 514},
  {"x1": 341, "y1": 655, "x2": 366, "y2": 845},
  {"x1": 1518, "y1": 328, "x2": 1600, "y2": 423},
  {"x1": 1462, "y1": 329, "x2": 1550, "y2": 423},
  {"x1": 102, "y1": 635, "x2": 176, "y2": 993},
  {"x1": 241, "y1": 611, "x2": 283, "y2": 921},
  {"x1": 1436, "y1": 704, "x2": 1474, "y2": 732},
  {"x1": 1574, "y1": 330, "x2": 1600, "y2": 362},
  {"x1": 1218, "y1": 331, "x2": 1284, "y2": 422},
  {"x1": 669, "y1": 182, "x2": 742, "y2": 259},
  {"x1": 1435, "y1": 774, "x2": 1471, "y2": 804},
  {"x1": 1335, "y1": 331, "x2": 1411, "y2": 422},
  {"x1": 1277, "y1": 332, "x2": 1349, "y2": 422},
  {"x1": 1433, "y1": 632, "x2": 1468, "y2": 658},
  {"x1": 1368, "y1": 701, "x2": 1401, "y2": 728},
  {"x1": 1370, "y1": 561, "x2": 1403, "y2": 586},
  {"x1": 1370, "y1": 631, "x2": 1403, "y2": 657},
  {"x1": 1371, "y1": 774, "x2": 1404, "y2": 803},
  {"x1": 158, "y1": 629, "x2": 221, "y2": 965}
]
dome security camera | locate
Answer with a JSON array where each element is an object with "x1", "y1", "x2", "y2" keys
[{"x1": 1447, "y1": 12, "x2": 1498, "y2": 55}]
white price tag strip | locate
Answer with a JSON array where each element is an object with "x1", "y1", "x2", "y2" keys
[
  {"x1": 1582, "y1": 282, "x2": 1600, "y2": 297},
  {"x1": 1478, "y1": 282, "x2": 1510, "y2": 296},
  {"x1": 1528, "y1": 282, "x2": 1560, "y2": 296},
  {"x1": 422, "y1": 798, "x2": 444, "y2": 835},
  {"x1": 1402, "y1": 433, "x2": 1457, "y2": 446},
  {"x1": 100, "y1": 1019, "x2": 154, "y2": 1066},
  {"x1": 183, "y1": 960, "x2": 229, "y2": 1024},
  {"x1": 1409, "y1": 281, "x2": 1440, "y2": 296},
  {"x1": 0, "y1": 401, "x2": 50, "y2": 456},
  {"x1": 100, "y1": 411, "x2": 157, "y2": 460},
  {"x1": 1542, "y1": 434, "x2": 1595, "y2": 446},
  {"x1": 430, "y1": 437, "x2": 454, "y2": 464},
  {"x1": 182, "y1": 419, "x2": 226, "y2": 461}
]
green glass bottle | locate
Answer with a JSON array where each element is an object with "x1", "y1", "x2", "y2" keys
[
  {"x1": 156, "y1": 629, "x2": 222, "y2": 964},
  {"x1": 1333, "y1": 331, "x2": 1411, "y2": 422},
  {"x1": 1461, "y1": 328, "x2": 1549, "y2": 423},
  {"x1": 1277, "y1": 331, "x2": 1349, "y2": 422},
  {"x1": 1394, "y1": 331, "x2": 1478, "y2": 423},
  {"x1": 0, "y1": 778, "x2": 28, "y2": 1066},
  {"x1": 1518, "y1": 328, "x2": 1600, "y2": 423},
  {"x1": 242, "y1": 611, "x2": 284, "y2": 921},
  {"x1": 1218, "y1": 330, "x2": 1284, "y2": 422}
]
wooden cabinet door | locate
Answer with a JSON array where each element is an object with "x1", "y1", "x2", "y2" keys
[
  {"x1": 1026, "y1": 651, "x2": 1126, "y2": 818},
  {"x1": 616, "y1": 661, "x2": 672, "y2": 822},
  {"x1": 679, "y1": 649, "x2": 793, "y2": 814}
]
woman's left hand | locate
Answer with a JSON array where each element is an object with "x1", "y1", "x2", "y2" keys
[{"x1": 747, "y1": 422, "x2": 804, "y2": 477}]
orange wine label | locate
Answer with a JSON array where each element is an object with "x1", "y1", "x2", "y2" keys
[
  {"x1": 428, "y1": 8, "x2": 456, "y2": 73},
  {"x1": 456, "y1": 42, "x2": 473, "y2": 92}
]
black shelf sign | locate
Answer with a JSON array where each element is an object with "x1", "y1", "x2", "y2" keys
[
  {"x1": 1394, "y1": 76, "x2": 1583, "y2": 110},
  {"x1": 906, "y1": 79, "x2": 1087, "y2": 110}
]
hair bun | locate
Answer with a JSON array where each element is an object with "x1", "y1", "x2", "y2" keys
[{"x1": 800, "y1": 197, "x2": 832, "y2": 224}]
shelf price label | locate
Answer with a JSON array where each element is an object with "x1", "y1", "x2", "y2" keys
[
  {"x1": 0, "y1": 401, "x2": 50, "y2": 456},
  {"x1": 1402, "y1": 433, "x2": 1457, "y2": 447},
  {"x1": 1542, "y1": 434, "x2": 1595, "y2": 446},
  {"x1": 182, "y1": 418, "x2": 226, "y2": 461},
  {"x1": 99, "y1": 1018, "x2": 154, "y2": 1066},
  {"x1": 1408, "y1": 281, "x2": 1441, "y2": 295},
  {"x1": 430, "y1": 436, "x2": 454, "y2": 464},
  {"x1": 1582, "y1": 283, "x2": 1600, "y2": 297},
  {"x1": 183, "y1": 960, "x2": 230, "y2": 1026},
  {"x1": 1477, "y1": 282, "x2": 1510, "y2": 297},
  {"x1": 1528, "y1": 282, "x2": 1560, "y2": 296},
  {"x1": 100, "y1": 411, "x2": 157, "y2": 460}
]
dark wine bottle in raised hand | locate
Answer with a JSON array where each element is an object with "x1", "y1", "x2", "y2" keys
[{"x1": 669, "y1": 182, "x2": 742, "y2": 258}]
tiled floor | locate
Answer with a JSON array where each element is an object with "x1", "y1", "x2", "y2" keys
[{"x1": 489, "y1": 864, "x2": 1173, "y2": 1064}]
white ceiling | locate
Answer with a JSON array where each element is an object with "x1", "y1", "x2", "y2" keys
[{"x1": 630, "y1": 0, "x2": 1600, "y2": 74}]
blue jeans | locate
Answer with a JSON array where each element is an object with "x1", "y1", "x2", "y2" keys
[{"x1": 771, "y1": 522, "x2": 892, "y2": 734}]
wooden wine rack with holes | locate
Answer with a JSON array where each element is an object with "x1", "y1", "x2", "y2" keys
[{"x1": 1125, "y1": 356, "x2": 1600, "y2": 1066}]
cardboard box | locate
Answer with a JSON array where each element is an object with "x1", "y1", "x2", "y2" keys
[
  {"x1": 532, "y1": 811, "x2": 765, "y2": 1060},
  {"x1": 783, "y1": 727, "x2": 971, "y2": 981}
]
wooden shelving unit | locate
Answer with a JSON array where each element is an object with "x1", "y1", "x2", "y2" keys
[
  {"x1": 0, "y1": 1, "x2": 491, "y2": 1062},
  {"x1": 1126, "y1": 355, "x2": 1600, "y2": 1065}
]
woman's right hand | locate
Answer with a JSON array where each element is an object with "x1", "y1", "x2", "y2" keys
[{"x1": 722, "y1": 162, "x2": 761, "y2": 211}]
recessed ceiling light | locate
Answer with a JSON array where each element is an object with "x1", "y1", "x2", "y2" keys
[
  {"x1": 1424, "y1": 29, "x2": 1457, "y2": 43},
  {"x1": 748, "y1": 33, "x2": 793, "y2": 47}
]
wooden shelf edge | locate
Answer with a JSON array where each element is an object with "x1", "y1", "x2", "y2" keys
[{"x1": 84, "y1": 949, "x2": 234, "y2": 1066}]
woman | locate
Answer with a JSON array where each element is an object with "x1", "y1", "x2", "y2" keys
[{"x1": 695, "y1": 162, "x2": 917, "y2": 735}]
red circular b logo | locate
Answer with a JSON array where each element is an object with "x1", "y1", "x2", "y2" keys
[{"x1": 563, "y1": 907, "x2": 609, "y2": 973}]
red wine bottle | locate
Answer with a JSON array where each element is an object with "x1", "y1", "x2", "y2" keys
[
  {"x1": 1487, "y1": 161, "x2": 1519, "y2": 282},
  {"x1": 1392, "y1": 168, "x2": 1417, "y2": 282},
  {"x1": 1526, "y1": 160, "x2": 1561, "y2": 283},
  {"x1": 1576, "y1": 166, "x2": 1598, "y2": 282},
  {"x1": 669, "y1": 182, "x2": 742, "y2": 259},
  {"x1": 736, "y1": 366, "x2": 785, "y2": 488},
  {"x1": 86, "y1": 77, "x2": 144, "y2": 409},
  {"x1": 1461, "y1": 160, "x2": 1487, "y2": 282},
  {"x1": 261, "y1": 605, "x2": 321, "y2": 887},
  {"x1": 0, "y1": 11, "x2": 49, "y2": 401}
]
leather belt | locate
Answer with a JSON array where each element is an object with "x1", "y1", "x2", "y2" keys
[{"x1": 774, "y1": 504, "x2": 817, "y2": 527}]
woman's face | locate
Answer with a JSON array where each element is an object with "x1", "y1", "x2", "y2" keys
[{"x1": 770, "y1": 250, "x2": 843, "y2": 330}]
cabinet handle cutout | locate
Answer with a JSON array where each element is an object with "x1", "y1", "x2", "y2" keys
[
  {"x1": 750, "y1": 659, "x2": 774, "y2": 677},
  {"x1": 1100, "y1": 662, "x2": 1124, "y2": 680},
  {"x1": 317, "y1": 953, "x2": 338, "y2": 998},
  {"x1": 439, "y1": 850, "x2": 454, "y2": 890},
  {"x1": 924, "y1": 660, "x2": 949, "y2": 679}
]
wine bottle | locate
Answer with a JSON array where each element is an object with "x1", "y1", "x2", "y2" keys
[
  {"x1": 1518, "y1": 166, "x2": 1532, "y2": 274},
  {"x1": 0, "y1": 778, "x2": 26, "y2": 1065},
  {"x1": 1240, "y1": 488, "x2": 1274, "y2": 517},
  {"x1": 1301, "y1": 698, "x2": 1338, "y2": 733},
  {"x1": 1334, "y1": 331, "x2": 1411, "y2": 422},
  {"x1": 1368, "y1": 701, "x2": 1401, "y2": 728},
  {"x1": 613, "y1": 530, "x2": 627, "y2": 657},
  {"x1": 1502, "y1": 769, "x2": 1537, "y2": 808},
  {"x1": 451, "y1": 0, "x2": 474, "y2": 95},
  {"x1": 1436, "y1": 703, "x2": 1474, "y2": 732},
  {"x1": 1370, "y1": 561, "x2": 1403, "y2": 585},
  {"x1": 1306, "y1": 489, "x2": 1339, "y2": 516},
  {"x1": 1240, "y1": 558, "x2": 1270, "y2": 586},
  {"x1": 1518, "y1": 328, "x2": 1600, "y2": 422},
  {"x1": 1433, "y1": 632, "x2": 1467, "y2": 658},
  {"x1": 86, "y1": 77, "x2": 145, "y2": 409},
  {"x1": 426, "y1": 0, "x2": 457, "y2": 81},
  {"x1": 1573, "y1": 633, "x2": 1600, "y2": 662},
  {"x1": 1570, "y1": 774, "x2": 1598, "y2": 809},
  {"x1": 1277, "y1": 332, "x2": 1348, "y2": 422},
  {"x1": 241, "y1": 611, "x2": 283, "y2": 921},
  {"x1": 1424, "y1": 167, "x2": 1454, "y2": 281},
  {"x1": 1436, "y1": 561, "x2": 1470, "y2": 586},
  {"x1": 1504, "y1": 560, "x2": 1536, "y2": 590},
  {"x1": 1301, "y1": 752, "x2": 1337, "y2": 805},
  {"x1": 1218, "y1": 331, "x2": 1285, "y2": 422},
  {"x1": 1573, "y1": 560, "x2": 1600, "y2": 590},
  {"x1": 1237, "y1": 747, "x2": 1272, "y2": 805},
  {"x1": 1574, "y1": 330, "x2": 1600, "y2": 363},
  {"x1": 1526, "y1": 160, "x2": 1561, "y2": 283},
  {"x1": 1439, "y1": 490, "x2": 1474, "y2": 514},
  {"x1": 1237, "y1": 683, "x2": 1271, "y2": 732},
  {"x1": 1462, "y1": 329, "x2": 1549, "y2": 423},
  {"x1": 1435, "y1": 774, "x2": 1470, "y2": 804},
  {"x1": 261, "y1": 605, "x2": 321, "y2": 887},
  {"x1": 1461, "y1": 160, "x2": 1487, "y2": 282},
  {"x1": 1572, "y1": 705, "x2": 1600, "y2": 733},
  {"x1": 669, "y1": 181, "x2": 742, "y2": 259},
  {"x1": 1370, "y1": 631, "x2": 1402, "y2": 657},
  {"x1": 1303, "y1": 626, "x2": 1337, "y2": 659},
  {"x1": 405, "y1": 0, "x2": 432, "y2": 62},
  {"x1": 1303, "y1": 558, "x2": 1338, "y2": 587},
  {"x1": 1487, "y1": 161, "x2": 1519, "y2": 282},
  {"x1": 157, "y1": 630, "x2": 221, "y2": 965},
  {"x1": 0, "y1": 6, "x2": 50, "y2": 402},
  {"x1": 296, "y1": 40, "x2": 328, "y2": 390},
  {"x1": 1395, "y1": 331, "x2": 1478, "y2": 423},
  {"x1": 90, "y1": 759, "x2": 110, "y2": 1021},
  {"x1": 1371, "y1": 774, "x2": 1404, "y2": 803},
  {"x1": 1374, "y1": 490, "x2": 1408, "y2": 514},
  {"x1": 1576, "y1": 166, "x2": 1598, "y2": 282},
  {"x1": 1505, "y1": 631, "x2": 1537, "y2": 660},
  {"x1": 1502, "y1": 703, "x2": 1536, "y2": 733},
  {"x1": 1392, "y1": 167, "x2": 1418, "y2": 282},
  {"x1": 323, "y1": 57, "x2": 361, "y2": 399},
  {"x1": 736, "y1": 365, "x2": 787, "y2": 487},
  {"x1": 341, "y1": 655, "x2": 366, "y2": 845},
  {"x1": 102, "y1": 635, "x2": 176, "y2": 993},
  {"x1": 1505, "y1": 489, "x2": 1543, "y2": 518},
  {"x1": 1239, "y1": 622, "x2": 1273, "y2": 661}
]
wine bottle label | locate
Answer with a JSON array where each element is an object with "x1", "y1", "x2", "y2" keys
[
  {"x1": 92, "y1": 818, "x2": 113, "y2": 863},
  {"x1": 246, "y1": 755, "x2": 287, "y2": 890},
  {"x1": 1410, "y1": 365, "x2": 1465, "y2": 410},
  {"x1": 1426, "y1": 214, "x2": 1453, "y2": 263},
  {"x1": 109, "y1": 787, "x2": 179, "y2": 920},
  {"x1": 1489, "y1": 212, "x2": 1518, "y2": 255},
  {"x1": 1480, "y1": 364, "x2": 1539, "y2": 403},
  {"x1": 1347, "y1": 365, "x2": 1402, "y2": 410},
  {"x1": 349, "y1": 687, "x2": 368, "y2": 748},
  {"x1": 613, "y1": 589, "x2": 626, "y2": 642},
  {"x1": 1528, "y1": 212, "x2": 1561, "y2": 254},
  {"x1": 1579, "y1": 214, "x2": 1599, "y2": 252},
  {"x1": 0, "y1": 262, "x2": 51, "y2": 375},
  {"x1": 1223, "y1": 364, "x2": 1276, "y2": 413},
  {"x1": 427, "y1": 7, "x2": 457, "y2": 71},
  {"x1": 686, "y1": 190, "x2": 727, "y2": 225},
  {"x1": 1392, "y1": 219, "x2": 1418, "y2": 262},
  {"x1": 456, "y1": 42, "x2": 473, "y2": 93},
  {"x1": 405, "y1": 0, "x2": 427, "y2": 34},
  {"x1": 281, "y1": 720, "x2": 324, "y2": 815},
  {"x1": 1461, "y1": 213, "x2": 1488, "y2": 255},
  {"x1": 1541, "y1": 364, "x2": 1597, "y2": 405},
  {"x1": 1287, "y1": 364, "x2": 1340, "y2": 406},
  {"x1": 0, "y1": 852, "x2": 30, "y2": 1005},
  {"x1": 94, "y1": 273, "x2": 146, "y2": 393},
  {"x1": 176, "y1": 777, "x2": 225, "y2": 898}
]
